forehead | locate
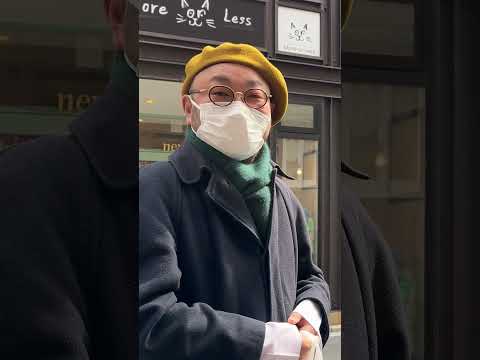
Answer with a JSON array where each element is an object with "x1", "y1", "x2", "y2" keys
[{"x1": 191, "y1": 63, "x2": 270, "y2": 90}]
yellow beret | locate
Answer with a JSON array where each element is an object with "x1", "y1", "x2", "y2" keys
[{"x1": 182, "y1": 42, "x2": 288, "y2": 125}]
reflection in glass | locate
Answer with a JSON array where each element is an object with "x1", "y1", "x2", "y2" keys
[
  {"x1": 0, "y1": 0, "x2": 112, "y2": 146},
  {"x1": 139, "y1": 79, "x2": 185, "y2": 165},
  {"x1": 281, "y1": 103, "x2": 315, "y2": 128},
  {"x1": 341, "y1": 81, "x2": 425, "y2": 359}
]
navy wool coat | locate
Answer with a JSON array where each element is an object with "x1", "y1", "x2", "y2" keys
[{"x1": 139, "y1": 141, "x2": 331, "y2": 360}]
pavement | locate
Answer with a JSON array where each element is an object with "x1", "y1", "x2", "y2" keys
[{"x1": 322, "y1": 327, "x2": 341, "y2": 360}]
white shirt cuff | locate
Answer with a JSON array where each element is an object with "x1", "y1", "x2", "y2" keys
[
  {"x1": 293, "y1": 300, "x2": 322, "y2": 336},
  {"x1": 260, "y1": 322, "x2": 301, "y2": 360}
]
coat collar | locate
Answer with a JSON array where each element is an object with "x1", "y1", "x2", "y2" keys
[
  {"x1": 169, "y1": 142, "x2": 293, "y2": 250},
  {"x1": 170, "y1": 142, "x2": 261, "y2": 246},
  {"x1": 271, "y1": 161, "x2": 295, "y2": 180},
  {"x1": 169, "y1": 141, "x2": 211, "y2": 184},
  {"x1": 341, "y1": 161, "x2": 370, "y2": 180},
  {"x1": 171, "y1": 144, "x2": 368, "y2": 181},
  {"x1": 68, "y1": 85, "x2": 138, "y2": 189},
  {"x1": 169, "y1": 141, "x2": 295, "y2": 184}
]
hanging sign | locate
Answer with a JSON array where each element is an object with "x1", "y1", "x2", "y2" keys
[
  {"x1": 276, "y1": 6, "x2": 322, "y2": 59},
  {"x1": 140, "y1": 0, "x2": 266, "y2": 48}
]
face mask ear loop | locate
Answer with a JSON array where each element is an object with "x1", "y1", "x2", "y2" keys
[
  {"x1": 123, "y1": 51, "x2": 138, "y2": 76},
  {"x1": 187, "y1": 94, "x2": 200, "y2": 109},
  {"x1": 271, "y1": 117, "x2": 281, "y2": 128}
]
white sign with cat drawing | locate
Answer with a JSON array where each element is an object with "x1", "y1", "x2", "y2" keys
[{"x1": 277, "y1": 6, "x2": 321, "y2": 59}]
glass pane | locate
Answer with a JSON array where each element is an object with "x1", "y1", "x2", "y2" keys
[
  {"x1": 0, "y1": 0, "x2": 112, "y2": 150},
  {"x1": 341, "y1": 81, "x2": 425, "y2": 359},
  {"x1": 391, "y1": 87, "x2": 425, "y2": 194},
  {"x1": 361, "y1": 197, "x2": 424, "y2": 359},
  {"x1": 276, "y1": 138, "x2": 319, "y2": 261},
  {"x1": 341, "y1": 82, "x2": 391, "y2": 196},
  {"x1": 280, "y1": 103, "x2": 315, "y2": 128},
  {"x1": 342, "y1": 0, "x2": 415, "y2": 57},
  {"x1": 139, "y1": 79, "x2": 185, "y2": 166},
  {"x1": 341, "y1": 82, "x2": 425, "y2": 197}
]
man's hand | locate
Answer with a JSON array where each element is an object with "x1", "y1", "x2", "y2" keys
[
  {"x1": 288, "y1": 312, "x2": 317, "y2": 336},
  {"x1": 289, "y1": 312, "x2": 321, "y2": 359},
  {"x1": 299, "y1": 330, "x2": 320, "y2": 360}
]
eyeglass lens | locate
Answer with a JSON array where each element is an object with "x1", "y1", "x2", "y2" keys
[{"x1": 209, "y1": 86, "x2": 268, "y2": 109}]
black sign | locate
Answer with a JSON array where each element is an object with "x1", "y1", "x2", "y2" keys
[{"x1": 140, "y1": 0, "x2": 266, "y2": 48}]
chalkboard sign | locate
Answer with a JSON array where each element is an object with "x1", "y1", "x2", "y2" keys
[{"x1": 140, "y1": 0, "x2": 266, "y2": 48}]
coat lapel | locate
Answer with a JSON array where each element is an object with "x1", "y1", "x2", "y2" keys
[
  {"x1": 69, "y1": 85, "x2": 138, "y2": 189},
  {"x1": 206, "y1": 171, "x2": 263, "y2": 249},
  {"x1": 267, "y1": 168, "x2": 279, "y2": 250}
]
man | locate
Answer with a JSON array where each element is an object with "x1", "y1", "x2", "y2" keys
[
  {"x1": 0, "y1": 1, "x2": 138, "y2": 358},
  {"x1": 139, "y1": 43, "x2": 331, "y2": 360}
]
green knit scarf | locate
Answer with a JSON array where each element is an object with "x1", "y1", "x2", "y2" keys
[{"x1": 186, "y1": 127, "x2": 274, "y2": 243}]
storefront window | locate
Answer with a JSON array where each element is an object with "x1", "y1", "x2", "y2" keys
[
  {"x1": 341, "y1": 81, "x2": 425, "y2": 359},
  {"x1": 276, "y1": 138, "x2": 319, "y2": 261},
  {"x1": 281, "y1": 103, "x2": 315, "y2": 128},
  {"x1": 139, "y1": 79, "x2": 185, "y2": 166}
]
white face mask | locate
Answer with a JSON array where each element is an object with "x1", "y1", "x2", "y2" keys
[{"x1": 189, "y1": 97, "x2": 271, "y2": 161}]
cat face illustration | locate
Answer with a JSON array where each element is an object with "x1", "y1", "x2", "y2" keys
[
  {"x1": 289, "y1": 22, "x2": 311, "y2": 42},
  {"x1": 176, "y1": 0, "x2": 216, "y2": 28}
]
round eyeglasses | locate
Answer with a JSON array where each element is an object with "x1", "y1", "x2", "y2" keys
[{"x1": 189, "y1": 85, "x2": 272, "y2": 109}]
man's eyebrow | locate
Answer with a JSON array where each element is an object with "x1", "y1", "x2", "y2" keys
[
  {"x1": 245, "y1": 79, "x2": 266, "y2": 88},
  {"x1": 209, "y1": 75, "x2": 232, "y2": 85},
  {"x1": 208, "y1": 75, "x2": 269, "y2": 91}
]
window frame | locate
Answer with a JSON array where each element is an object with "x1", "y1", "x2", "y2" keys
[{"x1": 341, "y1": 0, "x2": 424, "y2": 71}]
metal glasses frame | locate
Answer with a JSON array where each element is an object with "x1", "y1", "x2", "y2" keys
[{"x1": 189, "y1": 85, "x2": 273, "y2": 109}]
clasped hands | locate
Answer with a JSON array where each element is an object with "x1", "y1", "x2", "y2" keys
[{"x1": 287, "y1": 312, "x2": 321, "y2": 360}]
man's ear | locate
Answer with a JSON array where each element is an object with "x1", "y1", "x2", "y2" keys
[
  {"x1": 105, "y1": 0, "x2": 126, "y2": 49},
  {"x1": 270, "y1": 102, "x2": 276, "y2": 115},
  {"x1": 182, "y1": 95, "x2": 193, "y2": 125},
  {"x1": 124, "y1": 2, "x2": 139, "y2": 67}
]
